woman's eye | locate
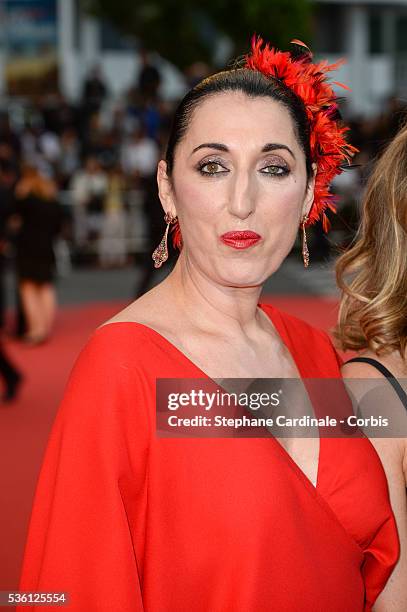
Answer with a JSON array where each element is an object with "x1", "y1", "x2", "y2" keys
[
  {"x1": 198, "y1": 161, "x2": 227, "y2": 175},
  {"x1": 261, "y1": 165, "x2": 289, "y2": 176}
]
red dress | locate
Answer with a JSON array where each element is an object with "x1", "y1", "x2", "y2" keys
[{"x1": 18, "y1": 303, "x2": 399, "y2": 611}]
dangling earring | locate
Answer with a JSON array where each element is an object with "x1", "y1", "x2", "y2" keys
[
  {"x1": 301, "y1": 213, "x2": 310, "y2": 268},
  {"x1": 152, "y1": 211, "x2": 178, "y2": 268}
]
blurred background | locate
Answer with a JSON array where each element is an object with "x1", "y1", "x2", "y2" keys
[{"x1": 1, "y1": 0, "x2": 407, "y2": 598}]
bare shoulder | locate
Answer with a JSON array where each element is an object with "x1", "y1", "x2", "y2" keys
[
  {"x1": 341, "y1": 360, "x2": 374, "y2": 378},
  {"x1": 99, "y1": 289, "x2": 168, "y2": 330},
  {"x1": 342, "y1": 349, "x2": 407, "y2": 378},
  {"x1": 341, "y1": 352, "x2": 407, "y2": 478},
  {"x1": 341, "y1": 349, "x2": 407, "y2": 378}
]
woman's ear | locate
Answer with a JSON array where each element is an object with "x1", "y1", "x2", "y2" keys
[
  {"x1": 157, "y1": 160, "x2": 177, "y2": 218},
  {"x1": 302, "y1": 162, "x2": 317, "y2": 218}
]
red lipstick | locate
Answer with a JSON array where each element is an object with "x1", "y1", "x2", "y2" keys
[{"x1": 220, "y1": 230, "x2": 262, "y2": 249}]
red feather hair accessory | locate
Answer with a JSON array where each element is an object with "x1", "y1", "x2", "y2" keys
[
  {"x1": 244, "y1": 36, "x2": 358, "y2": 232},
  {"x1": 170, "y1": 35, "x2": 357, "y2": 249}
]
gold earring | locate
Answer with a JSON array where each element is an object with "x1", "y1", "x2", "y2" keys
[
  {"x1": 152, "y1": 212, "x2": 178, "y2": 268},
  {"x1": 301, "y1": 214, "x2": 310, "y2": 268}
]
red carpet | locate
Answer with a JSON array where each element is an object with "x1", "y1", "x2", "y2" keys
[{"x1": 0, "y1": 296, "x2": 343, "y2": 596}]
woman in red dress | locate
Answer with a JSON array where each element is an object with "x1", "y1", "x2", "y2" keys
[{"x1": 18, "y1": 38, "x2": 399, "y2": 611}]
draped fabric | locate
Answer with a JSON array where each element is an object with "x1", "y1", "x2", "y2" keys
[{"x1": 18, "y1": 303, "x2": 399, "y2": 611}]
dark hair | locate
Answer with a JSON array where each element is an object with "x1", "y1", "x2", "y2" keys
[{"x1": 165, "y1": 68, "x2": 313, "y2": 180}]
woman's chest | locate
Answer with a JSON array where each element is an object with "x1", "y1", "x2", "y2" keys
[
  {"x1": 172, "y1": 335, "x2": 301, "y2": 379},
  {"x1": 133, "y1": 361, "x2": 392, "y2": 565},
  {"x1": 137, "y1": 436, "x2": 366, "y2": 603}
]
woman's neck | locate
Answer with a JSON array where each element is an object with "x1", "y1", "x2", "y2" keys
[{"x1": 161, "y1": 254, "x2": 267, "y2": 338}]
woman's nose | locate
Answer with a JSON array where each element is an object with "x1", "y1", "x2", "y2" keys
[{"x1": 226, "y1": 170, "x2": 256, "y2": 220}]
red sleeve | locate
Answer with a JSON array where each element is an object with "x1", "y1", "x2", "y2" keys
[
  {"x1": 18, "y1": 328, "x2": 150, "y2": 611},
  {"x1": 328, "y1": 335, "x2": 344, "y2": 371},
  {"x1": 363, "y1": 512, "x2": 401, "y2": 610}
]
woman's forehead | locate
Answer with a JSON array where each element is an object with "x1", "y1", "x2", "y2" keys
[{"x1": 183, "y1": 91, "x2": 298, "y2": 150}]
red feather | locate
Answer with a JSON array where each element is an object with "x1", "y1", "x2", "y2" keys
[
  {"x1": 290, "y1": 39, "x2": 309, "y2": 49},
  {"x1": 171, "y1": 220, "x2": 183, "y2": 251},
  {"x1": 333, "y1": 81, "x2": 351, "y2": 91},
  {"x1": 244, "y1": 35, "x2": 358, "y2": 232}
]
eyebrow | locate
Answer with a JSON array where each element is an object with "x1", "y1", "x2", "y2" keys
[{"x1": 191, "y1": 142, "x2": 295, "y2": 159}]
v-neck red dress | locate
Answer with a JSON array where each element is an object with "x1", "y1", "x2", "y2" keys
[{"x1": 18, "y1": 303, "x2": 399, "y2": 611}]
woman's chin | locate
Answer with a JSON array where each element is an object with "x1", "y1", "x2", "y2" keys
[
  {"x1": 210, "y1": 258, "x2": 278, "y2": 286},
  {"x1": 215, "y1": 269, "x2": 268, "y2": 288}
]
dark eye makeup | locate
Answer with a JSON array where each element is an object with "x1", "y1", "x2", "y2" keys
[
  {"x1": 195, "y1": 156, "x2": 290, "y2": 178},
  {"x1": 196, "y1": 158, "x2": 228, "y2": 176},
  {"x1": 260, "y1": 164, "x2": 290, "y2": 177}
]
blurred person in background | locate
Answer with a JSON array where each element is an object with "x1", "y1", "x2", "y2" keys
[
  {"x1": 121, "y1": 124, "x2": 162, "y2": 297},
  {"x1": 57, "y1": 128, "x2": 81, "y2": 190},
  {"x1": 81, "y1": 112, "x2": 106, "y2": 160},
  {"x1": 98, "y1": 164, "x2": 128, "y2": 268},
  {"x1": 70, "y1": 155, "x2": 107, "y2": 252},
  {"x1": 19, "y1": 122, "x2": 56, "y2": 181},
  {"x1": 336, "y1": 126, "x2": 407, "y2": 610},
  {"x1": 0, "y1": 158, "x2": 19, "y2": 329},
  {"x1": 0, "y1": 343, "x2": 23, "y2": 402},
  {"x1": 80, "y1": 67, "x2": 109, "y2": 152},
  {"x1": 97, "y1": 126, "x2": 121, "y2": 170},
  {"x1": 13, "y1": 163, "x2": 63, "y2": 345},
  {"x1": 82, "y1": 65, "x2": 109, "y2": 117},
  {"x1": 38, "y1": 127, "x2": 61, "y2": 168},
  {"x1": 0, "y1": 112, "x2": 21, "y2": 161},
  {"x1": 125, "y1": 52, "x2": 163, "y2": 142},
  {"x1": 40, "y1": 92, "x2": 79, "y2": 137},
  {"x1": 120, "y1": 124, "x2": 159, "y2": 178},
  {"x1": 20, "y1": 124, "x2": 40, "y2": 161},
  {"x1": 0, "y1": 158, "x2": 23, "y2": 400},
  {"x1": 137, "y1": 48, "x2": 161, "y2": 101}
]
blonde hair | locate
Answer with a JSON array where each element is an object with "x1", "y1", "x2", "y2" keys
[
  {"x1": 334, "y1": 125, "x2": 407, "y2": 358},
  {"x1": 15, "y1": 165, "x2": 57, "y2": 201}
]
